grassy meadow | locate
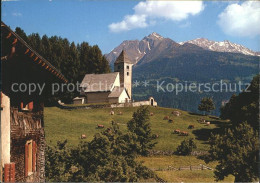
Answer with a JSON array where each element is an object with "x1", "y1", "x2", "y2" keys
[{"x1": 44, "y1": 106, "x2": 234, "y2": 182}]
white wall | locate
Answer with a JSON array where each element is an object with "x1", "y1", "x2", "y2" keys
[
  {"x1": 118, "y1": 89, "x2": 130, "y2": 103},
  {"x1": 0, "y1": 93, "x2": 11, "y2": 169}
]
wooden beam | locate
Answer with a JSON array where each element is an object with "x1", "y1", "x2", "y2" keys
[
  {"x1": 12, "y1": 38, "x2": 17, "y2": 45},
  {"x1": 34, "y1": 57, "x2": 38, "y2": 62},
  {"x1": 6, "y1": 33, "x2": 12, "y2": 39},
  {"x1": 24, "y1": 49, "x2": 30, "y2": 54}
]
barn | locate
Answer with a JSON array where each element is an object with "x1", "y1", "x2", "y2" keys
[{"x1": 0, "y1": 22, "x2": 66, "y2": 182}]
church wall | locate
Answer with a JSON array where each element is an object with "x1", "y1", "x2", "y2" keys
[
  {"x1": 118, "y1": 89, "x2": 130, "y2": 103},
  {"x1": 123, "y1": 63, "x2": 132, "y2": 99},
  {"x1": 86, "y1": 92, "x2": 110, "y2": 104}
]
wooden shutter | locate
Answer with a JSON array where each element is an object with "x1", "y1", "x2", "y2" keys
[
  {"x1": 4, "y1": 163, "x2": 10, "y2": 182},
  {"x1": 10, "y1": 163, "x2": 15, "y2": 182},
  {"x1": 28, "y1": 101, "x2": 33, "y2": 111},
  {"x1": 32, "y1": 141, "x2": 36, "y2": 172},
  {"x1": 25, "y1": 144, "x2": 28, "y2": 176}
]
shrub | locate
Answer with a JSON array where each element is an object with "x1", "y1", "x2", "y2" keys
[{"x1": 176, "y1": 138, "x2": 197, "y2": 155}]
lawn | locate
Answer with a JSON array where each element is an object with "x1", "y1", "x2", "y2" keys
[
  {"x1": 44, "y1": 106, "x2": 229, "y2": 151},
  {"x1": 137, "y1": 156, "x2": 235, "y2": 182},
  {"x1": 44, "y1": 106, "x2": 232, "y2": 182}
]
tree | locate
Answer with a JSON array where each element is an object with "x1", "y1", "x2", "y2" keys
[
  {"x1": 207, "y1": 123, "x2": 259, "y2": 182},
  {"x1": 127, "y1": 106, "x2": 157, "y2": 156},
  {"x1": 14, "y1": 27, "x2": 111, "y2": 104},
  {"x1": 46, "y1": 122, "x2": 156, "y2": 182},
  {"x1": 176, "y1": 138, "x2": 197, "y2": 155},
  {"x1": 220, "y1": 74, "x2": 259, "y2": 129},
  {"x1": 198, "y1": 97, "x2": 215, "y2": 115}
]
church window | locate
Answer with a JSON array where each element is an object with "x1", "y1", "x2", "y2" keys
[
  {"x1": 127, "y1": 72, "x2": 129, "y2": 76},
  {"x1": 126, "y1": 65, "x2": 129, "y2": 69}
]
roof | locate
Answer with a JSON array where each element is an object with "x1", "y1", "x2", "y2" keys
[
  {"x1": 80, "y1": 72, "x2": 119, "y2": 92},
  {"x1": 1, "y1": 21, "x2": 67, "y2": 83},
  {"x1": 114, "y1": 50, "x2": 132, "y2": 64},
  {"x1": 108, "y1": 86, "x2": 129, "y2": 98}
]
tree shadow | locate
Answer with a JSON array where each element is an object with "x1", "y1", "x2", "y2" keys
[
  {"x1": 193, "y1": 120, "x2": 231, "y2": 141},
  {"x1": 188, "y1": 112, "x2": 204, "y2": 116}
]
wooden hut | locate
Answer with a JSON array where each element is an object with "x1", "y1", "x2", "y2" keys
[{"x1": 0, "y1": 21, "x2": 67, "y2": 182}]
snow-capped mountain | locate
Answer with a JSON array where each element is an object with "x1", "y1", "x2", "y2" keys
[
  {"x1": 179, "y1": 38, "x2": 260, "y2": 56},
  {"x1": 106, "y1": 34, "x2": 259, "y2": 66}
]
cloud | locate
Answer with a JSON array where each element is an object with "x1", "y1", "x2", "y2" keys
[
  {"x1": 109, "y1": 1, "x2": 204, "y2": 33},
  {"x1": 218, "y1": 1, "x2": 260, "y2": 37},
  {"x1": 12, "y1": 12, "x2": 22, "y2": 16}
]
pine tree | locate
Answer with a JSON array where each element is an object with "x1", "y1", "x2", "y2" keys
[{"x1": 127, "y1": 106, "x2": 157, "y2": 156}]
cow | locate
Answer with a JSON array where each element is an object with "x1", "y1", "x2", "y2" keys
[
  {"x1": 197, "y1": 118, "x2": 206, "y2": 123},
  {"x1": 206, "y1": 122, "x2": 210, "y2": 126},
  {"x1": 163, "y1": 116, "x2": 169, "y2": 120},
  {"x1": 81, "y1": 134, "x2": 86, "y2": 139},
  {"x1": 188, "y1": 125, "x2": 195, "y2": 129},
  {"x1": 97, "y1": 124, "x2": 104, "y2": 128},
  {"x1": 173, "y1": 129, "x2": 181, "y2": 134},
  {"x1": 110, "y1": 110, "x2": 115, "y2": 115},
  {"x1": 172, "y1": 111, "x2": 181, "y2": 116},
  {"x1": 168, "y1": 119, "x2": 173, "y2": 123},
  {"x1": 152, "y1": 134, "x2": 159, "y2": 138},
  {"x1": 180, "y1": 131, "x2": 189, "y2": 136},
  {"x1": 150, "y1": 112, "x2": 154, "y2": 116}
]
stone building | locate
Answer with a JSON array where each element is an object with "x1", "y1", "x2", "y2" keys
[
  {"x1": 79, "y1": 50, "x2": 133, "y2": 104},
  {"x1": 0, "y1": 22, "x2": 66, "y2": 182}
]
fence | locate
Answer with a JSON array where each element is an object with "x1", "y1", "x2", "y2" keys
[{"x1": 153, "y1": 164, "x2": 213, "y2": 171}]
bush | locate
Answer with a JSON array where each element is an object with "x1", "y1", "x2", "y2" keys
[{"x1": 176, "y1": 138, "x2": 197, "y2": 155}]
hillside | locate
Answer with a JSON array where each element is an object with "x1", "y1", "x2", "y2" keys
[
  {"x1": 105, "y1": 33, "x2": 259, "y2": 116},
  {"x1": 44, "y1": 106, "x2": 234, "y2": 182}
]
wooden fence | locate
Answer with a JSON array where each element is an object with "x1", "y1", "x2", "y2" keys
[{"x1": 153, "y1": 164, "x2": 213, "y2": 171}]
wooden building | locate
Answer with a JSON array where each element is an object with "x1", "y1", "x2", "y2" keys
[{"x1": 0, "y1": 22, "x2": 67, "y2": 182}]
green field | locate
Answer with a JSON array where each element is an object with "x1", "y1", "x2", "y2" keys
[{"x1": 44, "y1": 106, "x2": 234, "y2": 182}]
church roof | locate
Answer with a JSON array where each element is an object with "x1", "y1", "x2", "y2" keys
[
  {"x1": 80, "y1": 72, "x2": 119, "y2": 92},
  {"x1": 114, "y1": 50, "x2": 132, "y2": 64},
  {"x1": 108, "y1": 86, "x2": 129, "y2": 98}
]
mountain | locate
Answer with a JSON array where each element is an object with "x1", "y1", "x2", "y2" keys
[
  {"x1": 179, "y1": 38, "x2": 260, "y2": 56},
  {"x1": 106, "y1": 34, "x2": 259, "y2": 66},
  {"x1": 105, "y1": 32, "x2": 169, "y2": 66},
  {"x1": 105, "y1": 33, "x2": 259, "y2": 116}
]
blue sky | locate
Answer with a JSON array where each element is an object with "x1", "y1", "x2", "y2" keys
[{"x1": 2, "y1": 0, "x2": 260, "y2": 53}]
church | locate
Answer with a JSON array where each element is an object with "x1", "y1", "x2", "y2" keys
[{"x1": 75, "y1": 50, "x2": 133, "y2": 104}]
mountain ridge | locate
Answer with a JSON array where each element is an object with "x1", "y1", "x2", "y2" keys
[{"x1": 105, "y1": 33, "x2": 259, "y2": 65}]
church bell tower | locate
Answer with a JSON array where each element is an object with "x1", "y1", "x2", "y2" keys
[{"x1": 114, "y1": 50, "x2": 133, "y2": 99}]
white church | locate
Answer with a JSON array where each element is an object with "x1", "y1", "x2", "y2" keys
[{"x1": 74, "y1": 50, "x2": 133, "y2": 104}]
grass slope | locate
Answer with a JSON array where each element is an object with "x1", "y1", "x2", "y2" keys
[
  {"x1": 45, "y1": 106, "x2": 227, "y2": 151},
  {"x1": 44, "y1": 106, "x2": 233, "y2": 182}
]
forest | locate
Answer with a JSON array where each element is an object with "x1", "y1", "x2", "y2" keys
[{"x1": 14, "y1": 27, "x2": 111, "y2": 104}]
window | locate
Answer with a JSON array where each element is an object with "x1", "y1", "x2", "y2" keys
[
  {"x1": 126, "y1": 65, "x2": 129, "y2": 69},
  {"x1": 117, "y1": 66, "x2": 120, "y2": 70},
  {"x1": 25, "y1": 140, "x2": 37, "y2": 176},
  {"x1": 127, "y1": 72, "x2": 129, "y2": 76},
  {"x1": 21, "y1": 101, "x2": 33, "y2": 111}
]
